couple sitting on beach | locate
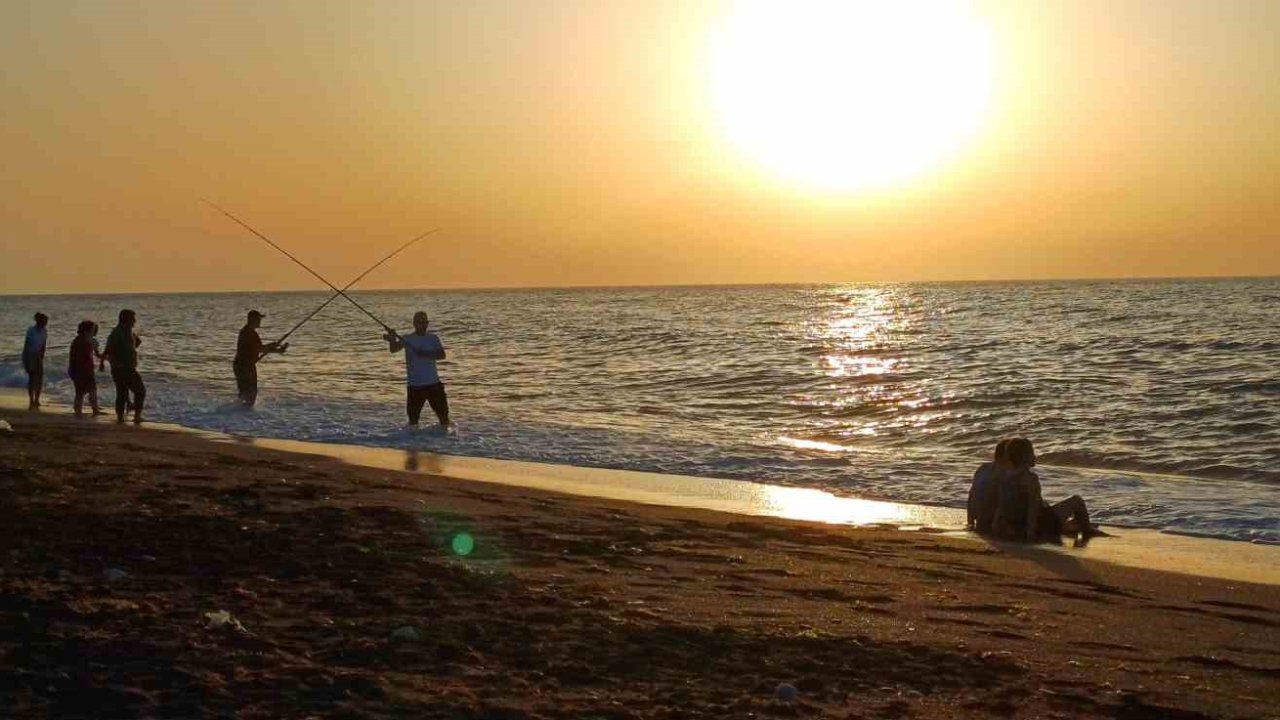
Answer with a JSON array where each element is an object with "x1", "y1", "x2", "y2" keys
[{"x1": 967, "y1": 438, "x2": 1102, "y2": 547}]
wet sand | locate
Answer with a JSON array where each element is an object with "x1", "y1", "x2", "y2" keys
[{"x1": 2, "y1": 410, "x2": 1277, "y2": 719}]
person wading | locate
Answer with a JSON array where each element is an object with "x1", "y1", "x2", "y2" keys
[
  {"x1": 385, "y1": 311, "x2": 450, "y2": 430},
  {"x1": 233, "y1": 310, "x2": 287, "y2": 407},
  {"x1": 22, "y1": 312, "x2": 49, "y2": 409},
  {"x1": 103, "y1": 309, "x2": 145, "y2": 424}
]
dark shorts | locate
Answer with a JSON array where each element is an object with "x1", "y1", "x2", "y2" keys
[
  {"x1": 22, "y1": 353, "x2": 43, "y2": 379},
  {"x1": 407, "y1": 382, "x2": 449, "y2": 425},
  {"x1": 71, "y1": 371, "x2": 96, "y2": 395},
  {"x1": 234, "y1": 362, "x2": 257, "y2": 397}
]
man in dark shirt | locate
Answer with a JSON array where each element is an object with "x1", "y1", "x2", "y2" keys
[
  {"x1": 233, "y1": 310, "x2": 287, "y2": 407},
  {"x1": 103, "y1": 309, "x2": 145, "y2": 423}
]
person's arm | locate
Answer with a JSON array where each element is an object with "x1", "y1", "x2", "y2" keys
[
  {"x1": 1023, "y1": 472, "x2": 1043, "y2": 541},
  {"x1": 966, "y1": 469, "x2": 980, "y2": 529},
  {"x1": 385, "y1": 332, "x2": 404, "y2": 353},
  {"x1": 410, "y1": 335, "x2": 445, "y2": 360},
  {"x1": 256, "y1": 340, "x2": 288, "y2": 360}
]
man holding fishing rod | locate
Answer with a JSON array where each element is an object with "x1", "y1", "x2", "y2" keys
[
  {"x1": 233, "y1": 310, "x2": 288, "y2": 407},
  {"x1": 385, "y1": 311, "x2": 450, "y2": 431},
  {"x1": 203, "y1": 199, "x2": 448, "y2": 426}
]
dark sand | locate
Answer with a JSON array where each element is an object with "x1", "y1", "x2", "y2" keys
[{"x1": 1, "y1": 411, "x2": 1277, "y2": 719}]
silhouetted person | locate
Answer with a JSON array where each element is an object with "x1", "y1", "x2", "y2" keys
[
  {"x1": 22, "y1": 312, "x2": 48, "y2": 409},
  {"x1": 68, "y1": 320, "x2": 105, "y2": 417},
  {"x1": 967, "y1": 438, "x2": 1010, "y2": 533},
  {"x1": 992, "y1": 438, "x2": 1100, "y2": 547},
  {"x1": 385, "y1": 311, "x2": 449, "y2": 429},
  {"x1": 233, "y1": 310, "x2": 287, "y2": 407},
  {"x1": 103, "y1": 309, "x2": 145, "y2": 423}
]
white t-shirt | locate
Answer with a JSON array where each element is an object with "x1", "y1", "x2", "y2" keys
[
  {"x1": 23, "y1": 326, "x2": 47, "y2": 356},
  {"x1": 402, "y1": 332, "x2": 444, "y2": 386}
]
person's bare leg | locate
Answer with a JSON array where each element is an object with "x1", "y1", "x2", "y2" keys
[
  {"x1": 133, "y1": 379, "x2": 145, "y2": 423},
  {"x1": 1053, "y1": 495, "x2": 1098, "y2": 546}
]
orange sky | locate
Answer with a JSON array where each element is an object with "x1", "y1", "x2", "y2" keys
[{"x1": 1, "y1": 0, "x2": 1277, "y2": 294}]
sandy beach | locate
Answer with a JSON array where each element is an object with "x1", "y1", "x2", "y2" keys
[{"x1": 1, "y1": 409, "x2": 1277, "y2": 719}]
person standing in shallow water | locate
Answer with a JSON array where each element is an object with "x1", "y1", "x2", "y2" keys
[
  {"x1": 233, "y1": 310, "x2": 288, "y2": 407},
  {"x1": 103, "y1": 309, "x2": 145, "y2": 423},
  {"x1": 68, "y1": 320, "x2": 105, "y2": 417},
  {"x1": 22, "y1": 312, "x2": 48, "y2": 410},
  {"x1": 385, "y1": 311, "x2": 450, "y2": 429}
]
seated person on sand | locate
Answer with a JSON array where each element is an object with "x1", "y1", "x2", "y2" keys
[
  {"x1": 967, "y1": 438, "x2": 1010, "y2": 533},
  {"x1": 991, "y1": 438, "x2": 1101, "y2": 547}
]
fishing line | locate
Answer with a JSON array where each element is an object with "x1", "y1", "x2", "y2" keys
[
  {"x1": 201, "y1": 198, "x2": 419, "y2": 337},
  {"x1": 273, "y1": 227, "x2": 441, "y2": 345}
]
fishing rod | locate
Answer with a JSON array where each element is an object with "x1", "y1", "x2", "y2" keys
[
  {"x1": 201, "y1": 198, "x2": 406, "y2": 337},
  {"x1": 272, "y1": 227, "x2": 442, "y2": 346}
]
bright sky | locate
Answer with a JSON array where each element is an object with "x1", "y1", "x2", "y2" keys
[{"x1": 1, "y1": 0, "x2": 1277, "y2": 294}]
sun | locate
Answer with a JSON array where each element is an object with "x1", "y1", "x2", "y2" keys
[{"x1": 709, "y1": 0, "x2": 995, "y2": 193}]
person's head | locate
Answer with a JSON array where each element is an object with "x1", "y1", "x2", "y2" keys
[
  {"x1": 1006, "y1": 437, "x2": 1036, "y2": 470},
  {"x1": 993, "y1": 438, "x2": 1011, "y2": 465},
  {"x1": 34, "y1": 312, "x2": 48, "y2": 328},
  {"x1": 247, "y1": 310, "x2": 264, "y2": 329},
  {"x1": 119, "y1": 309, "x2": 136, "y2": 327},
  {"x1": 77, "y1": 320, "x2": 94, "y2": 336},
  {"x1": 412, "y1": 311, "x2": 429, "y2": 333}
]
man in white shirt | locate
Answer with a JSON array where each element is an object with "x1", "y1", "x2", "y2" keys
[
  {"x1": 22, "y1": 312, "x2": 48, "y2": 410},
  {"x1": 385, "y1": 311, "x2": 450, "y2": 429}
]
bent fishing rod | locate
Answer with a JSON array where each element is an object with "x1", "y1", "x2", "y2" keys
[
  {"x1": 201, "y1": 198, "x2": 412, "y2": 338},
  {"x1": 272, "y1": 227, "x2": 442, "y2": 346}
]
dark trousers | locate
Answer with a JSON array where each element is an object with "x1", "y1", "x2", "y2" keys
[
  {"x1": 111, "y1": 367, "x2": 146, "y2": 418},
  {"x1": 234, "y1": 362, "x2": 258, "y2": 406},
  {"x1": 407, "y1": 383, "x2": 449, "y2": 426}
]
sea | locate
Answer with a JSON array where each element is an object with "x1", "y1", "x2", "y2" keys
[{"x1": 2, "y1": 279, "x2": 1277, "y2": 543}]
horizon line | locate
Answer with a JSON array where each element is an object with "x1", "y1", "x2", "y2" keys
[{"x1": 1, "y1": 272, "x2": 1277, "y2": 298}]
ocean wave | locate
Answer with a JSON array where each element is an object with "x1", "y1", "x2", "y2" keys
[
  {"x1": 0, "y1": 360, "x2": 28, "y2": 389},
  {"x1": 1037, "y1": 450, "x2": 1280, "y2": 485},
  {"x1": 1211, "y1": 379, "x2": 1280, "y2": 395},
  {"x1": 5, "y1": 280, "x2": 1279, "y2": 543},
  {"x1": 1133, "y1": 339, "x2": 1280, "y2": 352}
]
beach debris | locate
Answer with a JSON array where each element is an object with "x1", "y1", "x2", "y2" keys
[
  {"x1": 774, "y1": 683, "x2": 799, "y2": 703},
  {"x1": 204, "y1": 610, "x2": 247, "y2": 633},
  {"x1": 103, "y1": 568, "x2": 128, "y2": 583},
  {"x1": 0, "y1": 419, "x2": 12, "y2": 431},
  {"x1": 390, "y1": 625, "x2": 421, "y2": 642}
]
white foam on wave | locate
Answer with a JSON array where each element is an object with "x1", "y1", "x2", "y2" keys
[
  {"x1": 37, "y1": 369, "x2": 1265, "y2": 545},
  {"x1": 3, "y1": 278, "x2": 1277, "y2": 545}
]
